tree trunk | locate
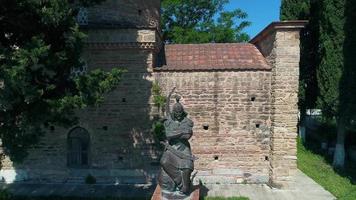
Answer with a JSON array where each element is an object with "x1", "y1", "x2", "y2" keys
[{"x1": 333, "y1": 118, "x2": 346, "y2": 168}]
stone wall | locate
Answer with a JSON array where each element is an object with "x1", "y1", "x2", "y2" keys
[
  {"x1": 0, "y1": 23, "x2": 161, "y2": 184},
  {"x1": 154, "y1": 71, "x2": 272, "y2": 184},
  {"x1": 87, "y1": 0, "x2": 160, "y2": 28},
  {"x1": 0, "y1": 20, "x2": 306, "y2": 188},
  {"x1": 251, "y1": 21, "x2": 307, "y2": 188},
  {"x1": 0, "y1": 69, "x2": 274, "y2": 185},
  {"x1": 0, "y1": 49, "x2": 160, "y2": 185}
]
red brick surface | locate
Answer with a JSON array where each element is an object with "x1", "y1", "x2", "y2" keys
[{"x1": 156, "y1": 43, "x2": 270, "y2": 71}]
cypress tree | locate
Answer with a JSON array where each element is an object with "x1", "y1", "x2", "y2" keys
[
  {"x1": 280, "y1": 0, "x2": 318, "y2": 120},
  {"x1": 280, "y1": 0, "x2": 310, "y2": 21},
  {"x1": 317, "y1": 0, "x2": 346, "y2": 168},
  {"x1": 344, "y1": 0, "x2": 356, "y2": 121},
  {"x1": 282, "y1": 0, "x2": 356, "y2": 167}
]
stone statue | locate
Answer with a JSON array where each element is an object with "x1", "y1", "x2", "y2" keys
[{"x1": 158, "y1": 87, "x2": 195, "y2": 198}]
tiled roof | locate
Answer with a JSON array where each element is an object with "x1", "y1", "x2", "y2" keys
[{"x1": 155, "y1": 43, "x2": 270, "y2": 71}]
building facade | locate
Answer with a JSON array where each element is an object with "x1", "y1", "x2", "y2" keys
[{"x1": 0, "y1": 0, "x2": 306, "y2": 189}]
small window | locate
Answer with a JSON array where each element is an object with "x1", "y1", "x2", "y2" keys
[
  {"x1": 67, "y1": 127, "x2": 90, "y2": 168},
  {"x1": 203, "y1": 124, "x2": 209, "y2": 130},
  {"x1": 76, "y1": 7, "x2": 88, "y2": 25}
]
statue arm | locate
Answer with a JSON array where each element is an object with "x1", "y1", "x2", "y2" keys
[
  {"x1": 167, "y1": 126, "x2": 193, "y2": 139},
  {"x1": 165, "y1": 87, "x2": 176, "y2": 118},
  {"x1": 180, "y1": 119, "x2": 193, "y2": 139},
  {"x1": 180, "y1": 132, "x2": 193, "y2": 140},
  {"x1": 166, "y1": 132, "x2": 184, "y2": 140},
  {"x1": 167, "y1": 131, "x2": 192, "y2": 140}
]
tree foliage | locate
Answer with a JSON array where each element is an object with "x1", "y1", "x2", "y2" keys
[
  {"x1": 0, "y1": 0, "x2": 124, "y2": 161},
  {"x1": 317, "y1": 0, "x2": 356, "y2": 168},
  {"x1": 280, "y1": 0, "x2": 318, "y2": 118},
  {"x1": 161, "y1": 0, "x2": 251, "y2": 43},
  {"x1": 281, "y1": 0, "x2": 356, "y2": 167},
  {"x1": 317, "y1": 0, "x2": 345, "y2": 119},
  {"x1": 342, "y1": 0, "x2": 356, "y2": 123},
  {"x1": 280, "y1": 0, "x2": 310, "y2": 21}
]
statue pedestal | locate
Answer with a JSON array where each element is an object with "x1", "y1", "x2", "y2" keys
[{"x1": 151, "y1": 185, "x2": 200, "y2": 200}]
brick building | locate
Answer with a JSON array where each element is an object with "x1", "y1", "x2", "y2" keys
[{"x1": 0, "y1": 0, "x2": 306, "y2": 189}]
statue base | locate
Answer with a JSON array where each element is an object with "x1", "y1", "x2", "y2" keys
[{"x1": 151, "y1": 185, "x2": 200, "y2": 200}]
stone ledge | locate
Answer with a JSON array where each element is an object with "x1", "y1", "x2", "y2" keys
[
  {"x1": 151, "y1": 185, "x2": 200, "y2": 200},
  {"x1": 250, "y1": 21, "x2": 308, "y2": 45}
]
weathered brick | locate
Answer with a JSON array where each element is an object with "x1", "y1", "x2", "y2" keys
[{"x1": 0, "y1": 1, "x2": 305, "y2": 188}]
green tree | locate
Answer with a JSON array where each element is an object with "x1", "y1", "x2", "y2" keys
[
  {"x1": 281, "y1": 0, "x2": 356, "y2": 168},
  {"x1": 344, "y1": 0, "x2": 356, "y2": 126},
  {"x1": 161, "y1": 0, "x2": 251, "y2": 43},
  {"x1": 317, "y1": 0, "x2": 347, "y2": 168},
  {"x1": 280, "y1": 0, "x2": 319, "y2": 120},
  {"x1": 280, "y1": 0, "x2": 310, "y2": 21},
  {"x1": 0, "y1": 0, "x2": 124, "y2": 161}
]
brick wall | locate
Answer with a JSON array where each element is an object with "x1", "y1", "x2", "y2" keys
[
  {"x1": 251, "y1": 21, "x2": 307, "y2": 188},
  {"x1": 0, "y1": 19, "x2": 306, "y2": 188},
  {"x1": 154, "y1": 71, "x2": 272, "y2": 184},
  {"x1": 87, "y1": 0, "x2": 160, "y2": 28},
  {"x1": 0, "y1": 48, "x2": 160, "y2": 184},
  {"x1": 0, "y1": 0, "x2": 162, "y2": 182}
]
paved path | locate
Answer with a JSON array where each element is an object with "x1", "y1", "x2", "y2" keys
[
  {"x1": 0, "y1": 170, "x2": 335, "y2": 200},
  {"x1": 203, "y1": 170, "x2": 336, "y2": 200},
  {"x1": 0, "y1": 183, "x2": 155, "y2": 199}
]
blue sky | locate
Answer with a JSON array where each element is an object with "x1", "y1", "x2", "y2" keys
[{"x1": 225, "y1": 0, "x2": 281, "y2": 39}]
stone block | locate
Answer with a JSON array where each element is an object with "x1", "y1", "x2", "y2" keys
[
  {"x1": 212, "y1": 169, "x2": 243, "y2": 176},
  {"x1": 0, "y1": 169, "x2": 28, "y2": 183}
]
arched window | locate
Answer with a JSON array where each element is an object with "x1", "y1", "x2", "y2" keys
[
  {"x1": 76, "y1": 7, "x2": 88, "y2": 25},
  {"x1": 67, "y1": 127, "x2": 90, "y2": 168}
]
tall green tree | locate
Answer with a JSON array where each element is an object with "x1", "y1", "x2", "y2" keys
[
  {"x1": 344, "y1": 0, "x2": 356, "y2": 125},
  {"x1": 161, "y1": 0, "x2": 251, "y2": 43},
  {"x1": 280, "y1": 0, "x2": 310, "y2": 21},
  {"x1": 317, "y1": 0, "x2": 347, "y2": 168},
  {"x1": 280, "y1": 0, "x2": 319, "y2": 120},
  {"x1": 0, "y1": 0, "x2": 124, "y2": 161},
  {"x1": 281, "y1": 0, "x2": 356, "y2": 168}
]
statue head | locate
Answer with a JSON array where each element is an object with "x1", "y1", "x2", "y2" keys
[{"x1": 172, "y1": 96, "x2": 186, "y2": 122}]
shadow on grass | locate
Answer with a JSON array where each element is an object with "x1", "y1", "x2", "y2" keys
[
  {"x1": 298, "y1": 138, "x2": 356, "y2": 200},
  {"x1": 303, "y1": 136, "x2": 356, "y2": 185}
]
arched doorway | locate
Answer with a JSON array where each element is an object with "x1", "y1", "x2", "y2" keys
[{"x1": 67, "y1": 127, "x2": 90, "y2": 168}]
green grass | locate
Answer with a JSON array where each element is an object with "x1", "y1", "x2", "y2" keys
[
  {"x1": 298, "y1": 139, "x2": 356, "y2": 200},
  {"x1": 203, "y1": 198, "x2": 249, "y2": 200}
]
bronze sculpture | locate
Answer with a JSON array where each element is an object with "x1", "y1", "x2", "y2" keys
[{"x1": 158, "y1": 87, "x2": 195, "y2": 198}]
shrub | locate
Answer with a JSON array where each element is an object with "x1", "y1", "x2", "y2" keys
[{"x1": 85, "y1": 174, "x2": 96, "y2": 184}]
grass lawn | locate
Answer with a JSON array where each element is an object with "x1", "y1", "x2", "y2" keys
[{"x1": 298, "y1": 139, "x2": 356, "y2": 200}]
